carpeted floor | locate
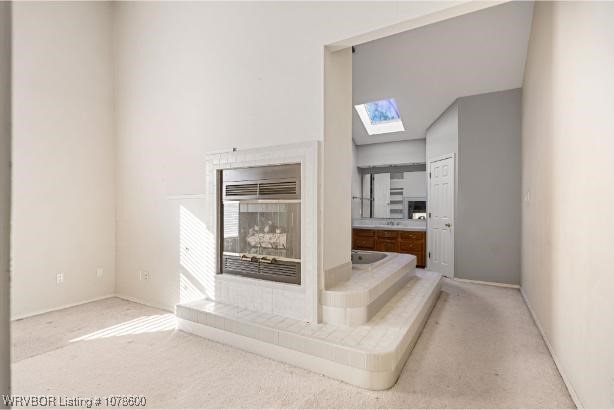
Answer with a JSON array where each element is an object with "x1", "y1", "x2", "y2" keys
[{"x1": 11, "y1": 279, "x2": 575, "y2": 408}]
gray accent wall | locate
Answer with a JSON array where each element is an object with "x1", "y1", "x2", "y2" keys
[
  {"x1": 426, "y1": 88, "x2": 521, "y2": 285},
  {"x1": 425, "y1": 103, "x2": 458, "y2": 161},
  {"x1": 456, "y1": 89, "x2": 521, "y2": 285},
  {"x1": 0, "y1": 2, "x2": 10, "y2": 402}
]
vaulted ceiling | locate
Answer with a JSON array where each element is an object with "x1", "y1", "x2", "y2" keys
[{"x1": 352, "y1": 1, "x2": 534, "y2": 145}]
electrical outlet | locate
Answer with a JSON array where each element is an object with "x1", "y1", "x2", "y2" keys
[
  {"x1": 56, "y1": 273, "x2": 64, "y2": 284},
  {"x1": 96, "y1": 267, "x2": 104, "y2": 278},
  {"x1": 139, "y1": 270, "x2": 150, "y2": 280}
]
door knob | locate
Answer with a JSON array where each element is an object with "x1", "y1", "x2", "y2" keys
[{"x1": 445, "y1": 223, "x2": 452, "y2": 228}]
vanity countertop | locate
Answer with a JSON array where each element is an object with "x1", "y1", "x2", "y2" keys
[{"x1": 352, "y1": 224, "x2": 427, "y2": 232}]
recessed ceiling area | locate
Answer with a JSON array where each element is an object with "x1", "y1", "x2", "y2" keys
[{"x1": 352, "y1": 1, "x2": 534, "y2": 145}]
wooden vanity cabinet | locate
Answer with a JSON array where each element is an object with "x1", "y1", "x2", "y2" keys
[{"x1": 352, "y1": 228, "x2": 426, "y2": 267}]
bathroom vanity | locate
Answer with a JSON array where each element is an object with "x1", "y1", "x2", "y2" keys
[{"x1": 352, "y1": 227, "x2": 426, "y2": 267}]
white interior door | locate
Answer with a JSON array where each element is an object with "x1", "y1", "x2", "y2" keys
[{"x1": 428, "y1": 155, "x2": 455, "y2": 277}]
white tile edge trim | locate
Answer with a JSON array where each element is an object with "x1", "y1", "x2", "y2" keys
[
  {"x1": 322, "y1": 255, "x2": 415, "y2": 308},
  {"x1": 11, "y1": 294, "x2": 116, "y2": 321},
  {"x1": 177, "y1": 276, "x2": 442, "y2": 387},
  {"x1": 177, "y1": 317, "x2": 399, "y2": 390},
  {"x1": 322, "y1": 271, "x2": 412, "y2": 326},
  {"x1": 454, "y1": 277, "x2": 520, "y2": 289},
  {"x1": 520, "y1": 288, "x2": 582, "y2": 409}
]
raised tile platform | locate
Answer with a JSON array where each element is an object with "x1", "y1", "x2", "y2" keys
[
  {"x1": 321, "y1": 253, "x2": 416, "y2": 325},
  {"x1": 176, "y1": 270, "x2": 441, "y2": 390}
]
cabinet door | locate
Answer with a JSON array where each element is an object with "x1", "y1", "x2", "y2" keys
[
  {"x1": 375, "y1": 239, "x2": 399, "y2": 252},
  {"x1": 398, "y1": 232, "x2": 426, "y2": 267},
  {"x1": 399, "y1": 231, "x2": 425, "y2": 243},
  {"x1": 399, "y1": 240, "x2": 423, "y2": 254}
]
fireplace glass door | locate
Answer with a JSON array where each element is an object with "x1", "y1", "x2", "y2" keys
[{"x1": 222, "y1": 201, "x2": 301, "y2": 262}]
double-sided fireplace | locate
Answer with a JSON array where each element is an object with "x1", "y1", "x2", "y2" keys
[{"x1": 219, "y1": 164, "x2": 301, "y2": 285}]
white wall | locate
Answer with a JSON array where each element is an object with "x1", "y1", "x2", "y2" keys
[
  {"x1": 323, "y1": 47, "x2": 352, "y2": 273},
  {"x1": 12, "y1": 2, "x2": 116, "y2": 318},
  {"x1": 355, "y1": 139, "x2": 425, "y2": 167},
  {"x1": 0, "y1": 2, "x2": 10, "y2": 400},
  {"x1": 113, "y1": 2, "x2": 467, "y2": 310},
  {"x1": 522, "y1": 2, "x2": 614, "y2": 408}
]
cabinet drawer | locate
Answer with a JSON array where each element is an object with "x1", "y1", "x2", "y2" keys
[
  {"x1": 399, "y1": 231, "x2": 425, "y2": 242},
  {"x1": 353, "y1": 229, "x2": 375, "y2": 237},
  {"x1": 375, "y1": 239, "x2": 399, "y2": 252},
  {"x1": 399, "y1": 240, "x2": 423, "y2": 253},
  {"x1": 354, "y1": 237, "x2": 375, "y2": 250},
  {"x1": 376, "y1": 230, "x2": 399, "y2": 239}
]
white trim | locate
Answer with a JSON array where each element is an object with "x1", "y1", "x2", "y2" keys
[
  {"x1": 520, "y1": 288, "x2": 583, "y2": 409},
  {"x1": 454, "y1": 277, "x2": 520, "y2": 289},
  {"x1": 177, "y1": 318, "x2": 399, "y2": 390},
  {"x1": 114, "y1": 294, "x2": 173, "y2": 313},
  {"x1": 12, "y1": 294, "x2": 175, "y2": 322},
  {"x1": 11, "y1": 294, "x2": 115, "y2": 321}
]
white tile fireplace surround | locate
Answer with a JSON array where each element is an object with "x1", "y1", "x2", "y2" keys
[
  {"x1": 201, "y1": 141, "x2": 320, "y2": 323},
  {"x1": 179, "y1": 141, "x2": 442, "y2": 389}
]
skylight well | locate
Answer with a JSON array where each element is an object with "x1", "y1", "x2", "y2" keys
[{"x1": 355, "y1": 98, "x2": 405, "y2": 135}]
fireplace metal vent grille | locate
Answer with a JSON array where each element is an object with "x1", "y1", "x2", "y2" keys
[
  {"x1": 223, "y1": 257, "x2": 259, "y2": 275},
  {"x1": 223, "y1": 255, "x2": 300, "y2": 284},
  {"x1": 259, "y1": 262, "x2": 298, "y2": 278},
  {"x1": 224, "y1": 180, "x2": 297, "y2": 198},
  {"x1": 258, "y1": 181, "x2": 297, "y2": 196},
  {"x1": 225, "y1": 183, "x2": 258, "y2": 197}
]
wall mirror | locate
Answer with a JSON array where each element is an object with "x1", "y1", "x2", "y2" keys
[{"x1": 358, "y1": 164, "x2": 427, "y2": 220}]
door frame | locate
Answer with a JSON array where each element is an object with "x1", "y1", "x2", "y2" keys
[{"x1": 426, "y1": 153, "x2": 455, "y2": 277}]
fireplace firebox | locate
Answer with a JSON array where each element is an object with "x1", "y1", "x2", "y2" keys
[{"x1": 219, "y1": 164, "x2": 301, "y2": 284}]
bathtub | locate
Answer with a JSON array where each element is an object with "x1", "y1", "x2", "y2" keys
[{"x1": 351, "y1": 250, "x2": 392, "y2": 271}]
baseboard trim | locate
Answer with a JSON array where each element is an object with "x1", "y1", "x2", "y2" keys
[
  {"x1": 11, "y1": 294, "x2": 115, "y2": 321},
  {"x1": 453, "y1": 277, "x2": 520, "y2": 289},
  {"x1": 114, "y1": 294, "x2": 173, "y2": 313},
  {"x1": 520, "y1": 288, "x2": 582, "y2": 409}
]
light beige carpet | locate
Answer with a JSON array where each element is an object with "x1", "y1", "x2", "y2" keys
[{"x1": 11, "y1": 279, "x2": 575, "y2": 408}]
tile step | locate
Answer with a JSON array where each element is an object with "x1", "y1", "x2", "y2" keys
[
  {"x1": 321, "y1": 253, "x2": 416, "y2": 325},
  {"x1": 176, "y1": 270, "x2": 441, "y2": 390}
]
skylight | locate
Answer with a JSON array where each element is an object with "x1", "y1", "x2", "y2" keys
[{"x1": 355, "y1": 98, "x2": 405, "y2": 135}]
